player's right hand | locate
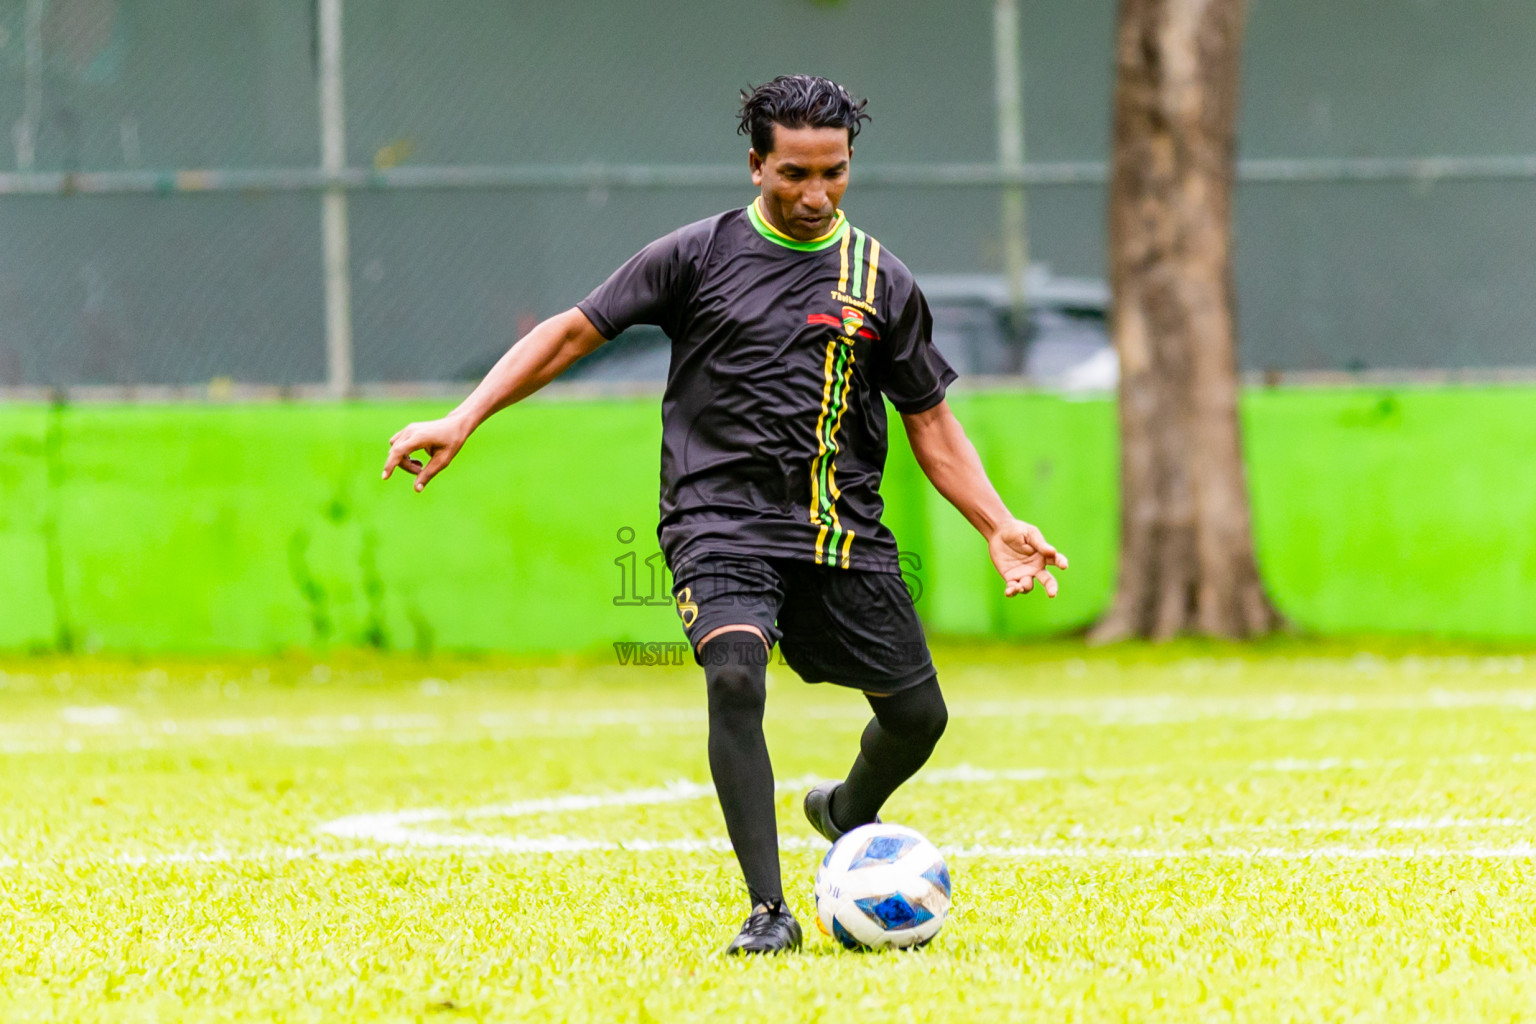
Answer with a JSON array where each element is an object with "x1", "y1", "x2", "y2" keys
[{"x1": 382, "y1": 416, "x2": 471, "y2": 492}]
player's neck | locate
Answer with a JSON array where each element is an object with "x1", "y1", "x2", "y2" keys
[{"x1": 750, "y1": 197, "x2": 846, "y2": 248}]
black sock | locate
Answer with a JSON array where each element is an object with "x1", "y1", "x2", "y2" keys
[
  {"x1": 702, "y1": 631, "x2": 782, "y2": 909},
  {"x1": 831, "y1": 673, "x2": 948, "y2": 831}
]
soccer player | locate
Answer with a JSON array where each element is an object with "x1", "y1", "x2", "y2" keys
[{"x1": 382, "y1": 75, "x2": 1067, "y2": 955}]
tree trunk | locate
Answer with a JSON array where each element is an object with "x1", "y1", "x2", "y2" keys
[{"x1": 1091, "y1": 0, "x2": 1281, "y2": 642}]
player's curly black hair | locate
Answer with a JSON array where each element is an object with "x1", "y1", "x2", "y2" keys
[{"x1": 737, "y1": 75, "x2": 870, "y2": 157}]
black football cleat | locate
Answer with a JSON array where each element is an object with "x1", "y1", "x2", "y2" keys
[
  {"x1": 803, "y1": 780, "x2": 881, "y2": 844},
  {"x1": 725, "y1": 900, "x2": 803, "y2": 956}
]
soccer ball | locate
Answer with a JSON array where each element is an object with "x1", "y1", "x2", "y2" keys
[{"x1": 813, "y1": 823, "x2": 951, "y2": 950}]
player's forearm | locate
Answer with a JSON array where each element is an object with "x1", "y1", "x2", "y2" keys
[
  {"x1": 448, "y1": 308, "x2": 601, "y2": 431},
  {"x1": 903, "y1": 404, "x2": 1013, "y2": 539}
]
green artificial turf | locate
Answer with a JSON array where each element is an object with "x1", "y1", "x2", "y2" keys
[{"x1": 5, "y1": 639, "x2": 1536, "y2": 1021}]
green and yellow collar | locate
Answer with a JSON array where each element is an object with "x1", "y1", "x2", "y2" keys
[{"x1": 747, "y1": 197, "x2": 848, "y2": 252}]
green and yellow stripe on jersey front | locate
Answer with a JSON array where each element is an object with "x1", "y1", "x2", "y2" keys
[
  {"x1": 814, "y1": 224, "x2": 884, "y2": 568},
  {"x1": 810, "y1": 334, "x2": 856, "y2": 567},
  {"x1": 836, "y1": 225, "x2": 881, "y2": 305}
]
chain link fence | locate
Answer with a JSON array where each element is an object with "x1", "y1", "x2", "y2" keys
[{"x1": 2, "y1": 0, "x2": 1534, "y2": 394}]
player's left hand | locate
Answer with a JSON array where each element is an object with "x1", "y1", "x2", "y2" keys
[
  {"x1": 381, "y1": 415, "x2": 471, "y2": 492},
  {"x1": 988, "y1": 519, "x2": 1068, "y2": 598}
]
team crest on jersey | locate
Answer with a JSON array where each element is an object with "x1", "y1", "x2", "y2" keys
[
  {"x1": 840, "y1": 307, "x2": 865, "y2": 337},
  {"x1": 806, "y1": 310, "x2": 879, "y2": 341}
]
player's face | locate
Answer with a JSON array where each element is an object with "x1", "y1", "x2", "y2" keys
[{"x1": 749, "y1": 125, "x2": 852, "y2": 241}]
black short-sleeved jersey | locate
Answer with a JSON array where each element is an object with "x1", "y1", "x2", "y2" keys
[{"x1": 578, "y1": 200, "x2": 957, "y2": 575}]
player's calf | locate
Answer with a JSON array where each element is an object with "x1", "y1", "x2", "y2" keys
[{"x1": 813, "y1": 676, "x2": 949, "y2": 838}]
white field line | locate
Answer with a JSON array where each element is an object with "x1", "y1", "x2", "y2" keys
[
  {"x1": 13, "y1": 687, "x2": 1536, "y2": 755},
  {"x1": 12, "y1": 758, "x2": 1536, "y2": 872},
  {"x1": 1007, "y1": 814, "x2": 1532, "y2": 844},
  {"x1": 10, "y1": 755, "x2": 1536, "y2": 872},
  {"x1": 0, "y1": 710, "x2": 707, "y2": 754},
  {"x1": 943, "y1": 843, "x2": 1536, "y2": 861},
  {"x1": 321, "y1": 780, "x2": 721, "y2": 839},
  {"x1": 0, "y1": 838, "x2": 829, "y2": 873},
  {"x1": 958, "y1": 688, "x2": 1536, "y2": 726},
  {"x1": 8, "y1": 759, "x2": 1536, "y2": 872},
  {"x1": 924, "y1": 751, "x2": 1536, "y2": 785},
  {"x1": 310, "y1": 761, "x2": 1536, "y2": 863},
  {"x1": 17, "y1": 837, "x2": 1536, "y2": 872}
]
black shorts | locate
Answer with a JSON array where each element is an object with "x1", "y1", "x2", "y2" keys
[{"x1": 670, "y1": 552, "x2": 935, "y2": 695}]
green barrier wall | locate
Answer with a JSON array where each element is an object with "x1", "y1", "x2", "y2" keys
[{"x1": 1, "y1": 387, "x2": 1531, "y2": 654}]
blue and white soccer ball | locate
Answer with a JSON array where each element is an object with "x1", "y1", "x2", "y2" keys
[{"x1": 813, "y1": 823, "x2": 951, "y2": 950}]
